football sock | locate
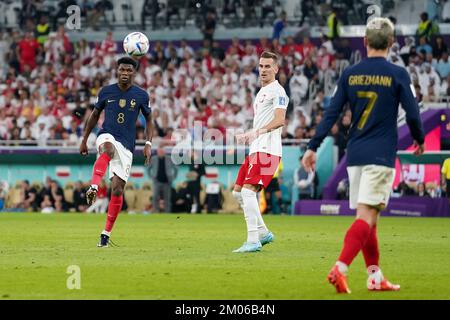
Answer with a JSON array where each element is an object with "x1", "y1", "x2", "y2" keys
[
  {"x1": 337, "y1": 219, "x2": 371, "y2": 266},
  {"x1": 234, "y1": 190, "x2": 268, "y2": 238},
  {"x1": 367, "y1": 265, "x2": 384, "y2": 283},
  {"x1": 362, "y1": 224, "x2": 379, "y2": 267},
  {"x1": 101, "y1": 230, "x2": 111, "y2": 237},
  {"x1": 104, "y1": 195, "x2": 123, "y2": 233},
  {"x1": 335, "y1": 261, "x2": 349, "y2": 275},
  {"x1": 91, "y1": 153, "x2": 111, "y2": 186},
  {"x1": 241, "y1": 188, "x2": 259, "y2": 243}
]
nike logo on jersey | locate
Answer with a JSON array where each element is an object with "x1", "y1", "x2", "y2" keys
[{"x1": 107, "y1": 99, "x2": 115, "y2": 103}]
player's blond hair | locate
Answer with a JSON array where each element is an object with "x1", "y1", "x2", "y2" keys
[{"x1": 365, "y1": 17, "x2": 394, "y2": 50}]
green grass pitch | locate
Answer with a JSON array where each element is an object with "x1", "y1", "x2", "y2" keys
[{"x1": 0, "y1": 213, "x2": 449, "y2": 300}]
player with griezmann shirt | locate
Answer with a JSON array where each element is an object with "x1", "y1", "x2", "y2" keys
[
  {"x1": 232, "y1": 51, "x2": 289, "y2": 253},
  {"x1": 79, "y1": 57, "x2": 153, "y2": 247},
  {"x1": 302, "y1": 17, "x2": 425, "y2": 293}
]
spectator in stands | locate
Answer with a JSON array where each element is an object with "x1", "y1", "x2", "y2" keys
[
  {"x1": 423, "y1": 76, "x2": 440, "y2": 102},
  {"x1": 17, "y1": 32, "x2": 41, "y2": 73},
  {"x1": 187, "y1": 151, "x2": 205, "y2": 213},
  {"x1": 299, "y1": 0, "x2": 313, "y2": 27},
  {"x1": 432, "y1": 36, "x2": 447, "y2": 60},
  {"x1": 289, "y1": 66, "x2": 308, "y2": 107},
  {"x1": 50, "y1": 179, "x2": 66, "y2": 212},
  {"x1": 294, "y1": 155, "x2": 315, "y2": 200},
  {"x1": 440, "y1": 74, "x2": 450, "y2": 96},
  {"x1": 272, "y1": 11, "x2": 287, "y2": 41},
  {"x1": 35, "y1": 15, "x2": 50, "y2": 46},
  {"x1": 202, "y1": 11, "x2": 216, "y2": 42},
  {"x1": 299, "y1": 36, "x2": 315, "y2": 62},
  {"x1": 443, "y1": 0, "x2": 450, "y2": 23},
  {"x1": 400, "y1": 36, "x2": 415, "y2": 65},
  {"x1": 330, "y1": 123, "x2": 346, "y2": 161},
  {"x1": 149, "y1": 145, "x2": 178, "y2": 213},
  {"x1": 417, "y1": 37, "x2": 433, "y2": 57},
  {"x1": 20, "y1": 180, "x2": 39, "y2": 211},
  {"x1": 142, "y1": 0, "x2": 160, "y2": 30},
  {"x1": 336, "y1": 178, "x2": 349, "y2": 200},
  {"x1": 241, "y1": 0, "x2": 257, "y2": 27},
  {"x1": 204, "y1": 180, "x2": 223, "y2": 213},
  {"x1": 335, "y1": 38, "x2": 352, "y2": 61},
  {"x1": 172, "y1": 182, "x2": 191, "y2": 213},
  {"x1": 260, "y1": 0, "x2": 277, "y2": 27},
  {"x1": 72, "y1": 180, "x2": 87, "y2": 212},
  {"x1": 416, "y1": 12, "x2": 438, "y2": 41},
  {"x1": 434, "y1": 50, "x2": 450, "y2": 79},
  {"x1": 416, "y1": 182, "x2": 431, "y2": 197},
  {"x1": 303, "y1": 58, "x2": 319, "y2": 85},
  {"x1": 88, "y1": 0, "x2": 113, "y2": 30},
  {"x1": 326, "y1": 7, "x2": 341, "y2": 41}
]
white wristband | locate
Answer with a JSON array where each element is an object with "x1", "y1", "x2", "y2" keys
[{"x1": 145, "y1": 141, "x2": 152, "y2": 147}]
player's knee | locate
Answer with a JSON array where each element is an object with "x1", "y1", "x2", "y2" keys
[{"x1": 100, "y1": 142, "x2": 115, "y2": 159}]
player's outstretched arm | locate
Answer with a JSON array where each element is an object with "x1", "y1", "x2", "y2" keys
[
  {"x1": 79, "y1": 109, "x2": 101, "y2": 156},
  {"x1": 143, "y1": 112, "x2": 153, "y2": 166}
]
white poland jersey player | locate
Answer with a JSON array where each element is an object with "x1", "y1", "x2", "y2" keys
[{"x1": 249, "y1": 80, "x2": 289, "y2": 157}]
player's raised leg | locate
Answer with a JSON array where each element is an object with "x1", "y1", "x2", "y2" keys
[
  {"x1": 98, "y1": 174, "x2": 125, "y2": 247},
  {"x1": 87, "y1": 142, "x2": 114, "y2": 205}
]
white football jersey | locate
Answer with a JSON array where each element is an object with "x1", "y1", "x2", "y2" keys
[{"x1": 249, "y1": 80, "x2": 289, "y2": 157}]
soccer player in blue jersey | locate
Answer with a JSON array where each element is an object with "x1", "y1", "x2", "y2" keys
[
  {"x1": 302, "y1": 17, "x2": 425, "y2": 293},
  {"x1": 79, "y1": 57, "x2": 153, "y2": 247}
]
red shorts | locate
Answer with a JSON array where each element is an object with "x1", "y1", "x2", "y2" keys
[{"x1": 235, "y1": 152, "x2": 281, "y2": 189}]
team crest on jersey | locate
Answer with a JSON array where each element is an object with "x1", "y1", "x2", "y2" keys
[
  {"x1": 119, "y1": 99, "x2": 126, "y2": 108},
  {"x1": 130, "y1": 99, "x2": 136, "y2": 109}
]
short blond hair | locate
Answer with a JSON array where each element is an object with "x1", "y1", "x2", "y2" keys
[{"x1": 365, "y1": 17, "x2": 394, "y2": 50}]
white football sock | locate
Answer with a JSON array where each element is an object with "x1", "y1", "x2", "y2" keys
[
  {"x1": 367, "y1": 265, "x2": 384, "y2": 283},
  {"x1": 336, "y1": 261, "x2": 349, "y2": 275},
  {"x1": 102, "y1": 230, "x2": 111, "y2": 237},
  {"x1": 233, "y1": 190, "x2": 268, "y2": 237},
  {"x1": 241, "y1": 188, "x2": 260, "y2": 243}
]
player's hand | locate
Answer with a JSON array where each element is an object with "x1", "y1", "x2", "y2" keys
[
  {"x1": 413, "y1": 141, "x2": 425, "y2": 156},
  {"x1": 235, "y1": 133, "x2": 248, "y2": 145},
  {"x1": 144, "y1": 144, "x2": 152, "y2": 166},
  {"x1": 302, "y1": 149, "x2": 316, "y2": 172},
  {"x1": 79, "y1": 141, "x2": 88, "y2": 156}
]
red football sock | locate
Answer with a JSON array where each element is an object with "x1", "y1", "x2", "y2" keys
[
  {"x1": 91, "y1": 153, "x2": 111, "y2": 186},
  {"x1": 105, "y1": 195, "x2": 123, "y2": 232},
  {"x1": 362, "y1": 224, "x2": 379, "y2": 267},
  {"x1": 338, "y1": 219, "x2": 371, "y2": 266}
]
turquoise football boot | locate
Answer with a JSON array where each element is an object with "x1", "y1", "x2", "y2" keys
[
  {"x1": 232, "y1": 241, "x2": 262, "y2": 253},
  {"x1": 260, "y1": 231, "x2": 275, "y2": 246}
]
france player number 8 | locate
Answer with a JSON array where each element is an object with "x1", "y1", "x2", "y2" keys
[
  {"x1": 356, "y1": 91, "x2": 378, "y2": 130},
  {"x1": 117, "y1": 113, "x2": 125, "y2": 124}
]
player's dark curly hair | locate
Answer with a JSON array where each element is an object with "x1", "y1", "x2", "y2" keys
[{"x1": 117, "y1": 56, "x2": 138, "y2": 70}]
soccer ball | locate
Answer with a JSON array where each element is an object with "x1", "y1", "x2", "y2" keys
[{"x1": 123, "y1": 32, "x2": 149, "y2": 57}]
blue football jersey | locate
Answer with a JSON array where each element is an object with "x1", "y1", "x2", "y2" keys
[
  {"x1": 308, "y1": 57, "x2": 425, "y2": 168},
  {"x1": 95, "y1": 84, "x2": 151, "y2": 152}
]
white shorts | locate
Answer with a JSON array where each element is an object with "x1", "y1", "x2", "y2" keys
[
  {"x1": 96, "y1": 133, "x2": 133, "y2": 183},
  {"x1": 347, "y1": 165, "x2": 395, "y2": 210}
]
